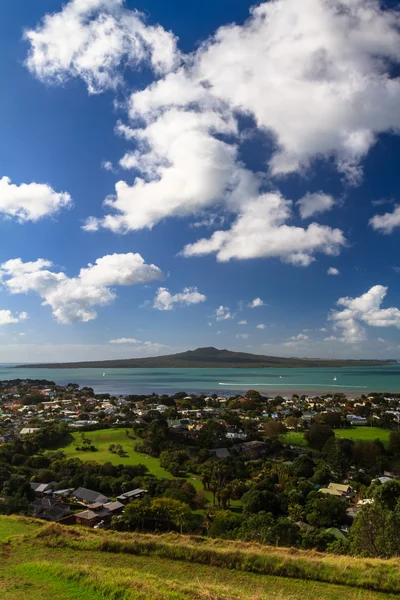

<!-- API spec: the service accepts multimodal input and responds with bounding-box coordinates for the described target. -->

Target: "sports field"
[285,426,391,448]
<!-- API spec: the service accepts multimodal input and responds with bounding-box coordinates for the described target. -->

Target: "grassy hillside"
[285,426,391,448]
[1,516,400,599]
[18,346,396,369]
[56,428,212,500]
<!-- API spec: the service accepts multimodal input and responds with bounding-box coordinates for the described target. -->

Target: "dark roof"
[210,448,231,458]
[41,505,70,521]
[117,488,147,500]
[72,487,107,504]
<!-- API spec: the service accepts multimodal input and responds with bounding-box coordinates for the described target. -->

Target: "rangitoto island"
[17,346,397,369]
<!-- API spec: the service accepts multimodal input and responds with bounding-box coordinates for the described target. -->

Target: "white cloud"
[102,160,114,171]
[236,333,249,339]
[256,324,265,329]
[0,253,162,324]
[215,305,231,321]
[194,0,400,183]
[25,0,179,94]
[28,0,400,271]
[0,177,71,222]
[109,337,141,344]
[238,320,247,325]
[283,333,309,347]
[0,310,28,326]
[329,285,400,343]
[153,286,206,311]
[292,333,309,341]
[327,267,340,276]
[181,193,346,265]
[249,298,264,308]
[370,205,400,234]
[84,105,248,233]
[297,193,335,219]
[319,327,327,332]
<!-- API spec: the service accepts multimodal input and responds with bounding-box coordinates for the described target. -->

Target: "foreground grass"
[284,426,391,448]
[1,516,399,600]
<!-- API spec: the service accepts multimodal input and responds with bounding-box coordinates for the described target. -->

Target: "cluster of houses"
[29,481,147,527]
[1,378,400,446]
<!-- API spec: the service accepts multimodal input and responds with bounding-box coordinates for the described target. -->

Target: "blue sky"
[1,0,400,362]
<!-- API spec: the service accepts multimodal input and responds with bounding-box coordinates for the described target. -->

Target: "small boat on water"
[333,376,337,381]
[102,372,106,377]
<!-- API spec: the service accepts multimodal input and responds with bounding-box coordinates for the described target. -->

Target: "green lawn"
[62,429,174,479]
[55,428,211,500]
[335,427,391,446]
[284,426,391,448]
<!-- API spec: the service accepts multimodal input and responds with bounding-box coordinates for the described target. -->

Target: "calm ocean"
[1,364,400,395]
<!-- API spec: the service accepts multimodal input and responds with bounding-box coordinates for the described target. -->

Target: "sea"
[1,364,400,396]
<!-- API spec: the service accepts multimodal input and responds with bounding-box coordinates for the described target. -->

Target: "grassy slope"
[58,429,210,499]
[285,427,391,448]
[1,516,400,600]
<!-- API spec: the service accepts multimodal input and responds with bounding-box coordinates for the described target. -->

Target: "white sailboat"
[333,376,337,381]
[102,372,106,377]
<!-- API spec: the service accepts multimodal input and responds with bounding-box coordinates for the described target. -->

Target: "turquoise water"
[1,364,400,395]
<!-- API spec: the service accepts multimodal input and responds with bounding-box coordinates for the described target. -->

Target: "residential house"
[232,440,266,460]
[31,497,70,521]
[72,487,108,505]
[320,483,355,499]
[75,500,124,527]
[116,488,147,504]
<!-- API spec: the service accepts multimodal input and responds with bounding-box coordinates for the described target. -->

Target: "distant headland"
[15,347,397,369]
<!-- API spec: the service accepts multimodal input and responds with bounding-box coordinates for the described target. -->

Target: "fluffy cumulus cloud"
[0,253,162,324]
[27,0,400,267]
[327,267,340,276]
[256,324,265,329]
[249,298,264,308]
[297,193,335,220]
[182,193,346,264]
[370,205,400,234]
[215,305,231,321]
[329,285,400,343]
[153,286,206,311]
[238,320,247,325]
[283,333,309,347]
[0,310,28,326]
[24,0,179,93]
[0,177,71,222]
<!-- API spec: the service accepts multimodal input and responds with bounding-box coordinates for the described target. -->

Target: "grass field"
[285,426,391,448]
[56,428,211,500]
[1,516,400,599]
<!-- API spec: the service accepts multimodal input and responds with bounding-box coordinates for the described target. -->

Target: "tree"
[371,480,400,511]
[322,437,350,480]
[263,421,286,439]
[198,421,227,449]
[292,455,314,479]
[350,502,400,557]
[284,416,299,431]
[352,440,382,469]
[305,492,347,528]
[304,423,334,451]
[389,430,400,457]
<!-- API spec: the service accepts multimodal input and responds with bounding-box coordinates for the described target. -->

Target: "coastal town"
[1,377,400,557]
